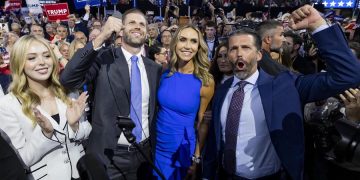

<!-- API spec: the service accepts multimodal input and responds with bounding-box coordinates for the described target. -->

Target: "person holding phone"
[0,35,92,180]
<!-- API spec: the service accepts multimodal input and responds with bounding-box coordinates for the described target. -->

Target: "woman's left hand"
[66,92,88,131]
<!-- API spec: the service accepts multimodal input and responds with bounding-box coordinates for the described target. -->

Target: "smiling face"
[122,12,147,48]
[23,41,54,85]
[228,34,262,80]
[175,27,199,62]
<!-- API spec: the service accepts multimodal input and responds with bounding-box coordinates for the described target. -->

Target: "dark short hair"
[284,31,303,46]
[122,9,147,25]
[227,28,262,51]
[148,44,163,60]
[160,29,171,37]
[205,21,216,28]
[256,20,283,40]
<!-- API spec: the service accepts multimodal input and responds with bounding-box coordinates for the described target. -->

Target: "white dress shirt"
[118,47,150,145]
[206,38,215,60]
[220,70,281,179]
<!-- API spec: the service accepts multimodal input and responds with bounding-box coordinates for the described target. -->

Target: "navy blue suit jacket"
[203,25,360,180]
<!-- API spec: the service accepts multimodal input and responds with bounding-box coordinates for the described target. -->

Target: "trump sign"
[44,3,70,21]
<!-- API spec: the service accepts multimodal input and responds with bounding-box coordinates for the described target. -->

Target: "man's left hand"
[289,4,327,32]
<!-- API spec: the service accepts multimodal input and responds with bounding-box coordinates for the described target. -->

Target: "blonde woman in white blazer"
[0,35,92,180]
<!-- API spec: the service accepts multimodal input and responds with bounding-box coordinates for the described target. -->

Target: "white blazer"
[0,93,92,180]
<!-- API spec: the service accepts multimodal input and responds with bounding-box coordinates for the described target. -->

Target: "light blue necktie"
[130,55,142,143]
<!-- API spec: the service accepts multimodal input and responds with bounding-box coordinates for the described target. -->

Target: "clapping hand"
[289,5,327,32]
[34,108,54,138]
[340,88,360,122]
[66,92,88,131]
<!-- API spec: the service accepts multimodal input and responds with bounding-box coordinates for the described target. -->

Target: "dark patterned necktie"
[223,81,248,175]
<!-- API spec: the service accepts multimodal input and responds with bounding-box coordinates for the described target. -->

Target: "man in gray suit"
[60,9,162,180]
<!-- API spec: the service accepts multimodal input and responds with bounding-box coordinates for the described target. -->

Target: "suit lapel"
[214,77,233,150]
[257,69,273,127]
[142,56,156,123]
[108,48,131,104]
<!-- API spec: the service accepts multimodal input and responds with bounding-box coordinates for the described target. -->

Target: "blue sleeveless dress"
[153,71,201,180]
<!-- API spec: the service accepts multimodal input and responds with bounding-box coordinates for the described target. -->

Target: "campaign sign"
[39,0,57,5]
[21,7,30,15]
[26,0,43,14]
[74,0,101,9]
[322,0,356,8]
[4,0,22,11]
[44,3,70,21]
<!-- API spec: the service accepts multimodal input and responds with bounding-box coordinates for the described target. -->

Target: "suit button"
[62,150,67,154]
[64,159,70,163]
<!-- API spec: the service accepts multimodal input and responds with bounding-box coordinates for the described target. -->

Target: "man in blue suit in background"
[203,5,360,180]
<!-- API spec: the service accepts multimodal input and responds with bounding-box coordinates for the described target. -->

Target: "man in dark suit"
[203,5,360,180]
[0,130,26,180]
[204,21,219,61]
[60,9,162,180]
[256,20,288,76]
[284,31,316,74]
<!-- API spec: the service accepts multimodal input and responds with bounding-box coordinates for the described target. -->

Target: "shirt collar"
[121,47,142,63]
[231,70,259,88]
[207,38,215,43]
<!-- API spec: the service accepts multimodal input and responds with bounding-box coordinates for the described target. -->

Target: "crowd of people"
[0,1,360,180]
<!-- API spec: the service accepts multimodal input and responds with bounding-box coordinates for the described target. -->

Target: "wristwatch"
[192,155,201,164]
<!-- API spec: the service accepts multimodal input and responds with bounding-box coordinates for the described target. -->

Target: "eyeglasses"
[157,52,167,56]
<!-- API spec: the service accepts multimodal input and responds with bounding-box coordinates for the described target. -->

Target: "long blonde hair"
[69,39,85,59]
[168,25,213,86]
[9,35,71,125]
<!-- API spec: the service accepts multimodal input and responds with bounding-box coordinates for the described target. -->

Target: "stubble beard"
[124,31,145,48]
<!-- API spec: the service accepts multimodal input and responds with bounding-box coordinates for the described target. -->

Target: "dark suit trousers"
[219,167,282,180]
[107,140,152,180]
[0,135,26,180]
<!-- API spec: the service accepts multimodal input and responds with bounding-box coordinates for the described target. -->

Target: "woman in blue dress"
[153,25,215,179]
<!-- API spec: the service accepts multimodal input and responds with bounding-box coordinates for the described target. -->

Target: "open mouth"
[237,61,245,70]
